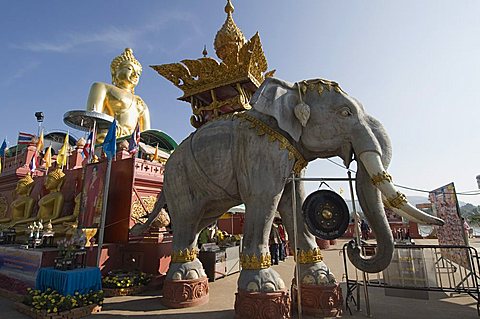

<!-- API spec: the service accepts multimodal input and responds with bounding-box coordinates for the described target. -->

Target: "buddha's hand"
[116,124,132,138]
[130,223,148,236]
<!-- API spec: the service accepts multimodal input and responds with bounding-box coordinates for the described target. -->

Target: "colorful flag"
[18,132,35,145]
[0,138,7,157]
[36,131,44,153]
[128,122,141,154]
[56,132,69,167]
[43,145,52,169]
[29,153,37,173]
[103,120,117,160]
[83,131,94,162]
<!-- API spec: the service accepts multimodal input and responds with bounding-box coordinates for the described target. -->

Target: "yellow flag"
[153,144,159,161]
[0,157,2,174]
[43,145,52,169]
[56,133,69,167]
[36,131,44,153]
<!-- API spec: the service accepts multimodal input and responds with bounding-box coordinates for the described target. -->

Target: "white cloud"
[1,61,40,87]
[9,11,202,54]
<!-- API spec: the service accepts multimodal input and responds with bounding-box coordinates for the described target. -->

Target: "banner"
[429,182,470,269]
[79,162,107,228]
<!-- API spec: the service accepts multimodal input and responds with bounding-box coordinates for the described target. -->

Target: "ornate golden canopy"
[151,0,275,128]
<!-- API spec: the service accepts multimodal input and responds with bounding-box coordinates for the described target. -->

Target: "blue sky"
[1,1,479,205]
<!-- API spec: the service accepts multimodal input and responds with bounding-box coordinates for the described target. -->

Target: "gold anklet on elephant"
[297,247,323,264]
[240,253,272,269]
[214,112,308,174]
[171,248,198,263]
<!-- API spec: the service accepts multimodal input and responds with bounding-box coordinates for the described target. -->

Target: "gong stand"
[288,172,371,318]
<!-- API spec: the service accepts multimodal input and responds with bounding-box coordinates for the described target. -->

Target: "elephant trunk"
[347,161,394,273]
[346,116,443,273]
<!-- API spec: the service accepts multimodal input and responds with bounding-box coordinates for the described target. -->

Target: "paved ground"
[2,239,480,318]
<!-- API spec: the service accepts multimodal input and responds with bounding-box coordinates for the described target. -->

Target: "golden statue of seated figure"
[11,168,66,228]
[86,48,150,143]
[0,174,36,226]
[52,193,81,237]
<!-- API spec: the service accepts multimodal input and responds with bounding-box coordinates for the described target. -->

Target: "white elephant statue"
[132,77,443,293]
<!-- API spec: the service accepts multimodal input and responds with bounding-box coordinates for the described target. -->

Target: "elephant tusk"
[359,152,444,226]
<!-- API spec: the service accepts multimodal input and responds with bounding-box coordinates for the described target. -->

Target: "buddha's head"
[16,174,35,196]
[45,168,66,192]
[111,48,142,92]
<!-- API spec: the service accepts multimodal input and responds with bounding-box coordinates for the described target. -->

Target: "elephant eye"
[339,107,352,117]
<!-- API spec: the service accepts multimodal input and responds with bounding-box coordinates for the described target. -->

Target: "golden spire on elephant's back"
[151,0,275,128]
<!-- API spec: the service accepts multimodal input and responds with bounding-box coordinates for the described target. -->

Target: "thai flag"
[29,152,37,173]
[128,123,141,155]
[83,131,94,162]
[18,132,35,145]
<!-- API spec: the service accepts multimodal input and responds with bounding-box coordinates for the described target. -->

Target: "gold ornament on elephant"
[240,253,272,269]
[387,192,408,209]
[236,112,308,174]
[371,171,393,186]
[297,248,324,264]
[171,248,198,263]
[152,0,275,128]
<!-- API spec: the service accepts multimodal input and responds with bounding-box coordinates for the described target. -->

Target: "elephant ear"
[250,77,304,141]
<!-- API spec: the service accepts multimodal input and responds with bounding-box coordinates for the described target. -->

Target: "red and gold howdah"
[151,0,275,128]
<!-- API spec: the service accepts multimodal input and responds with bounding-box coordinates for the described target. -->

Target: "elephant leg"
[237,195,286,292]
[166,203,207,281]
[277,178,336,286]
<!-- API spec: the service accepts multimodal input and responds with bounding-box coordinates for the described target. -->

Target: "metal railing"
[343,241,480,316]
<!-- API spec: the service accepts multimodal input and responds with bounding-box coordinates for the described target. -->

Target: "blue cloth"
[36,267,102,296]
[102,119,117,160]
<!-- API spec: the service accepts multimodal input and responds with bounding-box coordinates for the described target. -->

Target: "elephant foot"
[291,281,342,317]
[235,288,291,319]
[162,276,209,308]
[238,268,286,292]
[166,258,207,281]
[297,261,337,285]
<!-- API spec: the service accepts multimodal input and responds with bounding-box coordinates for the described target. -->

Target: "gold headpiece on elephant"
[110,48,142,83]
[214,0,246,62]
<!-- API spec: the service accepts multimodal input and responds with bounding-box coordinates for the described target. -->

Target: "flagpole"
[15,132,19,166]
[96,154,112,267]
[96,119,116,267]
[91,120,97,164]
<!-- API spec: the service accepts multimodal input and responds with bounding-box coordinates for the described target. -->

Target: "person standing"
[269,223,281,265]
[361,219,370,241]
[276,219,288,261]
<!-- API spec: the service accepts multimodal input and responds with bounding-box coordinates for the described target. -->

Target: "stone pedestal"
[162,277,209,308]
[234,289,291,319]
[291,282,342,317]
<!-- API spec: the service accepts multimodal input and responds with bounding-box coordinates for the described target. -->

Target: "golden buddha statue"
[53,193,81,237]
[10,169,66,235]
[86,48,151,143]
[0,174,36,226]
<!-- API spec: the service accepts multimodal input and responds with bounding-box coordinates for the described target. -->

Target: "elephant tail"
[129,191,168,236]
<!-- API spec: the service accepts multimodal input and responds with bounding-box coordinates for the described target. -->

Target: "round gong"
[302,190,350,240]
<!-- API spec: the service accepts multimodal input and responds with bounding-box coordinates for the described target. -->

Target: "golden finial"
[225,0,234,15]
[214,0,246,61]
[202,45,208,57]
[110,48,142,84]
